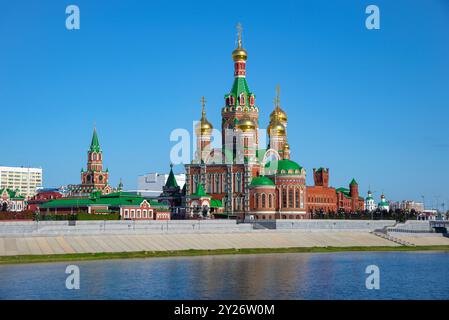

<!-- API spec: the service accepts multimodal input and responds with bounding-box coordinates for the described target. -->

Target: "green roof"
[350,178,358,186]
[336,187,351,199]
[90,128,101,152]
[250,176,275,187]
[190,183,210,198]
[165,166,178,188]
[40,192,155,209]
[264,159,303,175]
[0,188,25,200]
[210,199,223,208]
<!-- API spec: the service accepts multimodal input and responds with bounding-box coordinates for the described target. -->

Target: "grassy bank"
[1,245,449,265]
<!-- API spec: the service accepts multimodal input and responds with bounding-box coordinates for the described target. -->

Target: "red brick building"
[27,190,63,211]
[336,179,365,213]
[306,168,337,214]
[184,26,307,220]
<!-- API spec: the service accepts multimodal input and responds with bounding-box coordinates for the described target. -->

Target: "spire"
[165,164,178,188]
[236,22,243,48]
[90,128,101,152]
[350,178,358,186]
[201,96,206,119]
[118,178,123,191]
[275,84,281,109]
[232,23,248,64]
[269,85,287,125]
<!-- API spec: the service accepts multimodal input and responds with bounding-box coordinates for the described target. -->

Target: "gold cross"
[201,96,206,114]
[275,84,281,107]
[236,23,243,48]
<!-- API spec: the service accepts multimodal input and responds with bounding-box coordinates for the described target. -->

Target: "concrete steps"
[371,231,415,246]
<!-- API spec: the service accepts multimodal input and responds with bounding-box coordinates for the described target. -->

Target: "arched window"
[295,189,300,208]
[288,189,294,208]
[300,189,304,208]
[239,93,245,106]
[255,193,259,209]
[268,194,273,208]
[215,174,219,193]
[261,193,266,208]
[282,189,287,208]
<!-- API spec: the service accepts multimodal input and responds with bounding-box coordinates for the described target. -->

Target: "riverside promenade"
[0,220,448,257]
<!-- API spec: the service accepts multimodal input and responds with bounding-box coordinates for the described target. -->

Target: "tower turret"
[268,85,288,158]
[80,128,109,194]
[222,24,259,163]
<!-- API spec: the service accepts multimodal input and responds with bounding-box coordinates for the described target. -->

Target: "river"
[1,251,448,299]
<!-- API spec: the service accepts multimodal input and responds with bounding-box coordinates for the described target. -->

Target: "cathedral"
[184,26,307,220]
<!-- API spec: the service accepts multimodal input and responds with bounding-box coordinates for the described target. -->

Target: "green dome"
[250,176,275,187]
[264,159,303,175]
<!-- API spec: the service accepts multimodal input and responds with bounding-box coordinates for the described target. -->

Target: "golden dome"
[196,97,213,135]
[196,115,213,135]
[284,142,290,150]
[232,47,248,61]
[270,106,287,124]
[268,119,286,136]
[237,116,256,132]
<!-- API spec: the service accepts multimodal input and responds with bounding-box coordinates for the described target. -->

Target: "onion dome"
[269,106,287,124]
[232,47,248,62]
[195,96,213,135]
[284,142,290,150]
[268,119,286,136]
[237,116,256,132]
[264,159,303,175]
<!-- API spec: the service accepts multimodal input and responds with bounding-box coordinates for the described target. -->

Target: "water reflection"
[0,252,449,300]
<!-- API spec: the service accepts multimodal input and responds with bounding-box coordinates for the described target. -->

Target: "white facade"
[365,191,377,212]
[378,194,390,211]
[0,166,42,199]
[136,172,186,197]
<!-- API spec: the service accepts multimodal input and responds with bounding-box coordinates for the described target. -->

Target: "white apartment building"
[136,172,186,198]
[0,166,43,199]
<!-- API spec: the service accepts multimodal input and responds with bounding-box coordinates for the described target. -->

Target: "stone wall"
[275,219,396,231]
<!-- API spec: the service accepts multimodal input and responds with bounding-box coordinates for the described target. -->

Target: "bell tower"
[221,23,259,163]
[80,128,109,193]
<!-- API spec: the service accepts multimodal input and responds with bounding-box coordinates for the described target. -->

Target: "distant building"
[336,179,365,213]
[365,190,377,212]
[27,190,63,212]
[378,194,390,211]
[0,166,42,199]
[418,209,437,220]
[137,171,186,198]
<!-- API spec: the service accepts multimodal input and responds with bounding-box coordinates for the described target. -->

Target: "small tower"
[313,168,329,187]
[195,96,213,163]
[349,178,359,212]
[80,128,109,194]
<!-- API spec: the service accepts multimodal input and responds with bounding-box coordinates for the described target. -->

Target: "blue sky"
[1,0,448,208]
